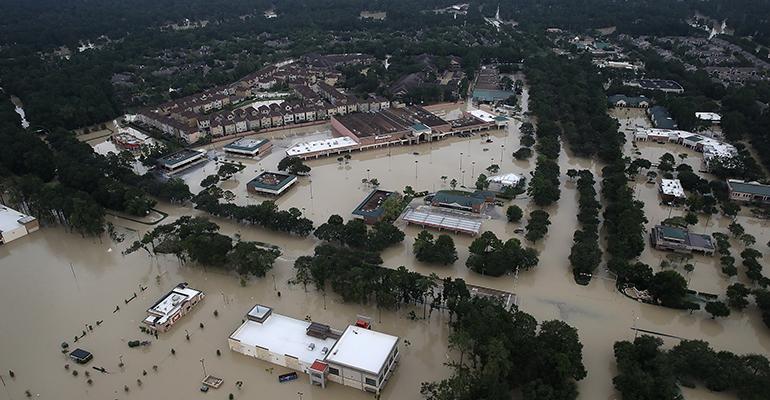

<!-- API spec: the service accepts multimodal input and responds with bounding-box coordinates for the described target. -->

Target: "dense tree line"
[292,244,446,316]
[126,216,279,277]
[0,96,190,236]
[466,231,539,277]
[422,297,586,400]
[528,54,623,161]
[193,188,314,237]
[527,52,647,287]
[569,170,602,282]
[614,335,770,400]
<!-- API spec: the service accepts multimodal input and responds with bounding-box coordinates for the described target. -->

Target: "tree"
[217,163,240,180]
[380,194,407,223]
[486,164,500,174]
[705,301,730,319]
[506,205,523,222]
[566,169,578,181]
[228,241,279,277]
[414,230,458,265]
[684,212,698,225]
[726,283,750,310]
[528,157,560,206]
[513,147,533,159]
[449,179,458,190]
[277,156,311,175]
[433,235,459,265]
[200,174,220,187]
[740,233,756,247]
[649,270,688,307]
[525,210,551,242]
[475,174,489,190]
[728,221,745,238]
[658,153,676,172]
[467,231,538,276]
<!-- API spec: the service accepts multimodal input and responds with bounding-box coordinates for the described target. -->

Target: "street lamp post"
[415,160,418,180]
[471,162,475,177]
[200,358,207,377]
[459,152,463,172]
[500,144,504,163]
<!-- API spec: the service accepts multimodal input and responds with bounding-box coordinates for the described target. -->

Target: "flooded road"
[2,95,769,400]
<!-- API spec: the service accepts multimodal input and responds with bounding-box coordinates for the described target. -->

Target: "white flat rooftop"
[660,179,685,198]
[488,172,523,187]
[325,325,398,375]
[468,109,496,123]
[0,205,32,233]
[286,137,358,156]
[148,286,201,325]
[695,112,721,122]
[230,314,337,365]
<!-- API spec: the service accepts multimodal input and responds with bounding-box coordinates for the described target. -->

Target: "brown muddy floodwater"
[2,94,769,400]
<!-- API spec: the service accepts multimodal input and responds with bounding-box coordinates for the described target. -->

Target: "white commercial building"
[229,305,399,394]
[659,179,686,201]
[285,137,358,159]
[468,109,497,123]
[695,112,721,125]
[0,205,39,244]
[632,128,737,169]
[487,173,524,192]
[143,283,204,332]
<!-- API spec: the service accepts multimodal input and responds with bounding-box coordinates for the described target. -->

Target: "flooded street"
[2,91,769,400]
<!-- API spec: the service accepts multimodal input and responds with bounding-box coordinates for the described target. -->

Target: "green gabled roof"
[729,180,770,197]
[432,191,485,207]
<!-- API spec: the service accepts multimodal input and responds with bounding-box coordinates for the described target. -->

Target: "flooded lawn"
[2,97,769,400]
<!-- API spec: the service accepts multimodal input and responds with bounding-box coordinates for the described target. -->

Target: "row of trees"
[126,216,279,277]
[569,170,602,282]
[614,335,770,400]
[513,121,535,160]
[193,187,314,237]
[293,244,453,317]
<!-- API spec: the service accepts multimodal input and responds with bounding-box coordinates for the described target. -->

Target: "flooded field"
[2,95,769,400]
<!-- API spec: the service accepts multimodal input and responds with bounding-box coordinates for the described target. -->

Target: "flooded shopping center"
[2,85,769,400]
